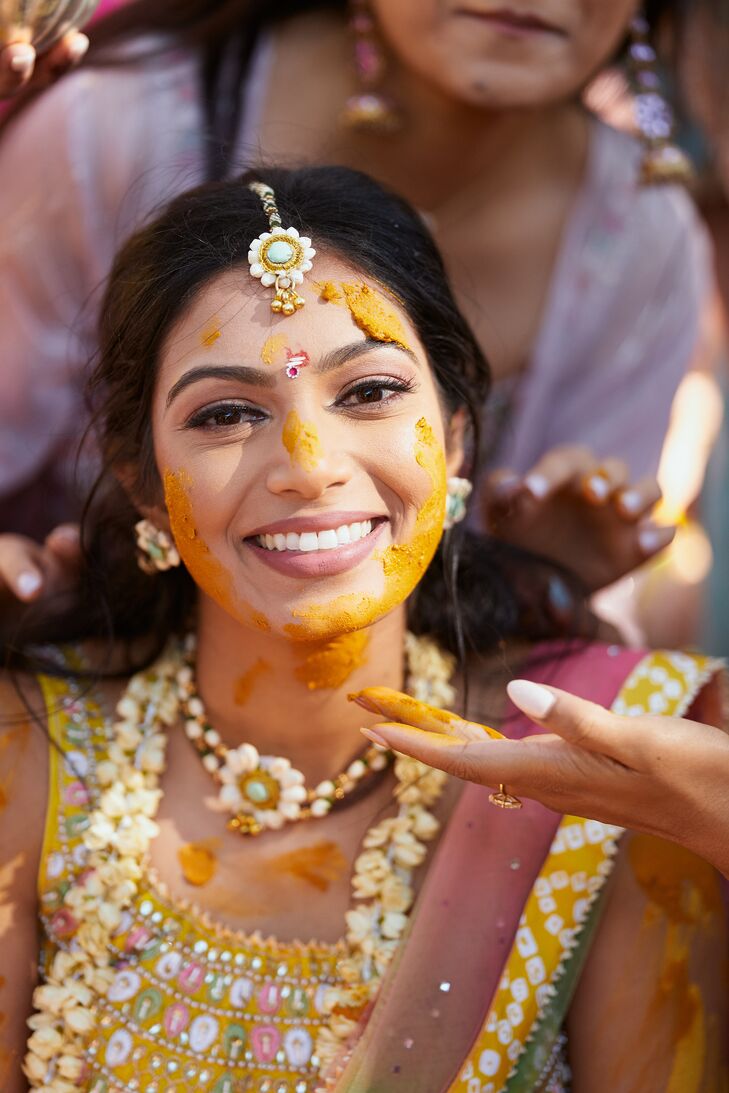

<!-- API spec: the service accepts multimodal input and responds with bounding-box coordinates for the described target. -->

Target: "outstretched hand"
[351,682,729,878]
[0,31,89,98]
[482,445,674,593]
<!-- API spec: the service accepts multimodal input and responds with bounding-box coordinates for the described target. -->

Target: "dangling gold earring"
[341,0,402,133]
[134,519,181,574]
[628,12,693,185]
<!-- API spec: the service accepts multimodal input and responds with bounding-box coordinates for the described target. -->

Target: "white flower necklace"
[177,634,394,835]
[24,632,455,1093]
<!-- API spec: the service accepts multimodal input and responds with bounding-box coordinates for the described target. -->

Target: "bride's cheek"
[284,417,447,640]
[163,468,270,632]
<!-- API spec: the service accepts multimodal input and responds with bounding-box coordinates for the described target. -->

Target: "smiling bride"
[0,165,725,1093]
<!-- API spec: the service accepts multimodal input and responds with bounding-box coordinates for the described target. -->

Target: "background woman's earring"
[628,13,693,185]
[444,477,473,530]
[341,0,401,133]
[134,519,181,574]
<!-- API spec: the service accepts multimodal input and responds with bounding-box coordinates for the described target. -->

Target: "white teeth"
[256,519,374,553]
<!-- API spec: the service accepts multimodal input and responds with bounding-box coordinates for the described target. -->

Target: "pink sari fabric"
[325,642,646,1092]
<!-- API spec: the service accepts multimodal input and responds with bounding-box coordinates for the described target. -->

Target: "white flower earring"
[444,477,472,529]
[134,519,180,574]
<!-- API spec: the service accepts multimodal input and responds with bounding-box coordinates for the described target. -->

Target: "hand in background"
[0,31,88,98]
[482,445,674,593]
[0,525,81,607]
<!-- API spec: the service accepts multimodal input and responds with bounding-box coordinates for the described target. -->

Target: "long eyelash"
[184,401,259,430]
[339,377,416,402]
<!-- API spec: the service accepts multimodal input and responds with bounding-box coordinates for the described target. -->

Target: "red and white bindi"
[285,348,310,379]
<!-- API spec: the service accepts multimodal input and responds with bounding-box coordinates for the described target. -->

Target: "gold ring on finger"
[488,783,523,810]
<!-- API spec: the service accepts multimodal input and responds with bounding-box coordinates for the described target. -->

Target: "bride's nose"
[266,412,353,500]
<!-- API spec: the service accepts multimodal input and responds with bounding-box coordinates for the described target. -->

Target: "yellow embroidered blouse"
[34,648,719,1093]
[37,672,349,1093]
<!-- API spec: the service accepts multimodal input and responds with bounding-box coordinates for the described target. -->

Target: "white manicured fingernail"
[586,474,610,501]
[638,525,672,554]
[68,33,89,62]
[619,489,642,514]
[524,474,549,499]
[507,680,556,720]
[17,571,42,598]
[361,727,389,748]
[8,46,34,74]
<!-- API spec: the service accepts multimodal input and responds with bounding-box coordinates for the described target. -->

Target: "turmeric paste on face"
[282,412,323,472]
[164,469,270,631]
[295,632,369,691]
[284,417,446,641]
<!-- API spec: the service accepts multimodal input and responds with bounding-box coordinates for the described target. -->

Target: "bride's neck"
[193,600,406,784]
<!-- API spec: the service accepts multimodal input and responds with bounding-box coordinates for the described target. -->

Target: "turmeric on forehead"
[341,282,410,349]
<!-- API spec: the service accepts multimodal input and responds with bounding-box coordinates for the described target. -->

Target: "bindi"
[285,348,310,379]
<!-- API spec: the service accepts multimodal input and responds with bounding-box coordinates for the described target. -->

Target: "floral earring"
[341,0,401,133]
[628,12,693,185]
[134,519,181,574]
[444,477,472,530]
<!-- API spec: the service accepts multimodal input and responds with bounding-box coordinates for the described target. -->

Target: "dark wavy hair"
[4,164,587,675]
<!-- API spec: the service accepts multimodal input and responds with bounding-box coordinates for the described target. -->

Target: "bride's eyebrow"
[315,338,419,374]
[165,365,276,407]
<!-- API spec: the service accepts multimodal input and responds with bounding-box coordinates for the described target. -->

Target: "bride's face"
[151,255,462,641]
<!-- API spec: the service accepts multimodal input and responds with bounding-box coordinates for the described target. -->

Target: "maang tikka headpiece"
[247,181,316,315]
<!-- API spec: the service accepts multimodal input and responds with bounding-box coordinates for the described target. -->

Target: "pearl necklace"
[177,635,393,836]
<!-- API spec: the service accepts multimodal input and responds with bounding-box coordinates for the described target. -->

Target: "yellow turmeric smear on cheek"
[178,839,220,887]
[282,410,323,472]
[629,836,719,1092]
[285,417,446,640]
[341,282,410,349]
[163,470,270,631]
[234,658,271,705]
[295,631,369,691]
[260,333,288,366]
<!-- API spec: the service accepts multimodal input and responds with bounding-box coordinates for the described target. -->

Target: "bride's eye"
[185,401,266,431]
[337,377,415,409]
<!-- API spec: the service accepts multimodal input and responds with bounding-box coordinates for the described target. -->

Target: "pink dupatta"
[323,642,647,1091]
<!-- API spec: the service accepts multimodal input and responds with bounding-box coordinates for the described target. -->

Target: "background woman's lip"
[245,519,386,579]
[457,7,563,35]
[246,512,386,538]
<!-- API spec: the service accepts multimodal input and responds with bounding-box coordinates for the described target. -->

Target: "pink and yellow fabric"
[36,643,722,1093]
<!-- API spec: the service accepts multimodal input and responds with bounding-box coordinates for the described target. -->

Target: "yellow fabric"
[450,650,721,1093]
[36,651,719,1093]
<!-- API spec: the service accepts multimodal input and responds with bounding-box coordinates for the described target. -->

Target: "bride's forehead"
[161,262,416,363]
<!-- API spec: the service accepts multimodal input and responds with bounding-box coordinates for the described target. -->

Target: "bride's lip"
[245,511,385,538]
[244,518,387,579]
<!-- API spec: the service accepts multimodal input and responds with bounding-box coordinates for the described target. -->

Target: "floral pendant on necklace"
[216,744,308,834]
